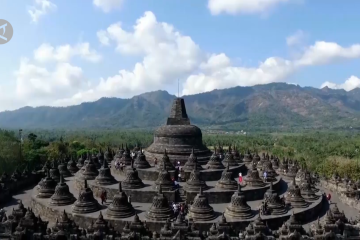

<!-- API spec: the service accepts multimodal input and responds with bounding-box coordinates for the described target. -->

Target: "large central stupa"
[144,98,212,164]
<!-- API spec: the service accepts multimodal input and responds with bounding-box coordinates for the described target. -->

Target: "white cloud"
[208,0,291,15]
[34,43,102,63]
[321,76,360,91]
[296,41,360,66]
[14,58,85,106]
[7,11,360,111]
[93,0,124,12]
[28,0,57,23]
[286,30,306,46]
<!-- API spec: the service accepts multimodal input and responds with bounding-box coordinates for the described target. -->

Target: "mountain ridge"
[1,83,359,131]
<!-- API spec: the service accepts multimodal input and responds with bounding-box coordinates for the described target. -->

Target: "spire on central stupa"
[166,98,190,125]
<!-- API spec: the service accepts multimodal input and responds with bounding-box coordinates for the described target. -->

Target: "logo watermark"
[0,19,13,45]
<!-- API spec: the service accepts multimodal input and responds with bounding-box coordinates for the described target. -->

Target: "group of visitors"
[114,161,126,171]
[171,202,188,217]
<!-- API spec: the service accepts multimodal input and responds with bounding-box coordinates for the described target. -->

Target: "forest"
[1,128,360,180]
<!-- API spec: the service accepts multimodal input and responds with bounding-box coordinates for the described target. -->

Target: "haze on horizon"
[1,0,360,111]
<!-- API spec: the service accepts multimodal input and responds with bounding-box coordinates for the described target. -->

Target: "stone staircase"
[176,188,187,203]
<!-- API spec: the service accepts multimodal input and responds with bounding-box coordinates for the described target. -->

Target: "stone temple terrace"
[1,98,360,239]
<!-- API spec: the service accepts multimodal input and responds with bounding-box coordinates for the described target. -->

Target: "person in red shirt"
[101,190,107,205]
[327,193,331,204]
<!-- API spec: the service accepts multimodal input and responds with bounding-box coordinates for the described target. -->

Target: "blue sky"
[0,0,360,111]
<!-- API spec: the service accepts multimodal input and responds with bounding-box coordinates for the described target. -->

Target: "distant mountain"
[0,83,359,131]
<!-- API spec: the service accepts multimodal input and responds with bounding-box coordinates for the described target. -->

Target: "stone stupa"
[37,169,57,198]
[154,162,175,191]
[215,164,238,190]
[156,149,175,171]
[188,187,216,221]
[72,179,100,214]
[263,182,288,215]
[133,148,151,169]
[107,182,135,218]
[122,162,145,189]
[222,146,238,167]
[50,160,60,182]
[95,158,117,185]
[67,157,79,175]
[183,149,203,171]
[287,182,309,209]
[146,185,174,221]
[120,144,132,165]
[79,157,99,180]
[50,174,76,206]
[144,98,212,165]
[243,149,253,164]
[76,154,85,169]
[224,184,253,219]
[58,159,71,177]
[244,161,266,187]
[206,148,225,170]
[184,164,209,191]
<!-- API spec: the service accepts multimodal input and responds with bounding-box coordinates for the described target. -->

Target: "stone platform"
[30,174,324,232]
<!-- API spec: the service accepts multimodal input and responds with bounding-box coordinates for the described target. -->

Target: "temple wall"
[321,180,360,211]
[152,136,203,148]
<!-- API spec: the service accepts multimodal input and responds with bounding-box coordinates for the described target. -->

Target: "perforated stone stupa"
[215,164,238,190]
[133,148,151,169]
[107,182,135,218]
[122,162,145,189]
[95,158,117,185]
[188,188,216,221]
[72,180,100,214]
[50,175,76,206]
[224,184,253,219]
[146,186,174,221]
[206,148,225,170]
[36,169,57,198]
[156,149,175,171]
[144,98,212,164]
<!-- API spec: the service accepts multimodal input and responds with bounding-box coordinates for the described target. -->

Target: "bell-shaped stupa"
[263,182,287,215]
[133,148,151,169]
[107,182,135,218]
[183,149,203,171]
[185,164,209,191]
[67,157,79,175]
[37,169,57,198]
[144,98,212,165]
[50,160,60,182]
[122,162,145,189]
[157,149,175,171]
[50,174,76,206]
[154,162,175,191]
[120,144,132,165]
[225,184,253,219]
[215,164,238,190]
[76,154,85,169]
[206,148,225,170]
[244,161,266,187]
[146,185,174,221]
[58,160,71,177]
[188,187,216,221]
[79,157,99,180]
[243,149,253,164]
[72,179,100,214]
[222,146,238,167]
[287,182,309,208]
[95,158,117,185]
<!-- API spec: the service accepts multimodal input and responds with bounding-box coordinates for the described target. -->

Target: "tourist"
[154,158,158,166]
[327,193,331,204]
[128,195,131,203]
[263,171,267,182]
[100,190,107,205]
[174,179,179,189]
[178,173,182,182]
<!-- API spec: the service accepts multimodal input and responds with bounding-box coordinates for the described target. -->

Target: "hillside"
[0,83,360,131]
